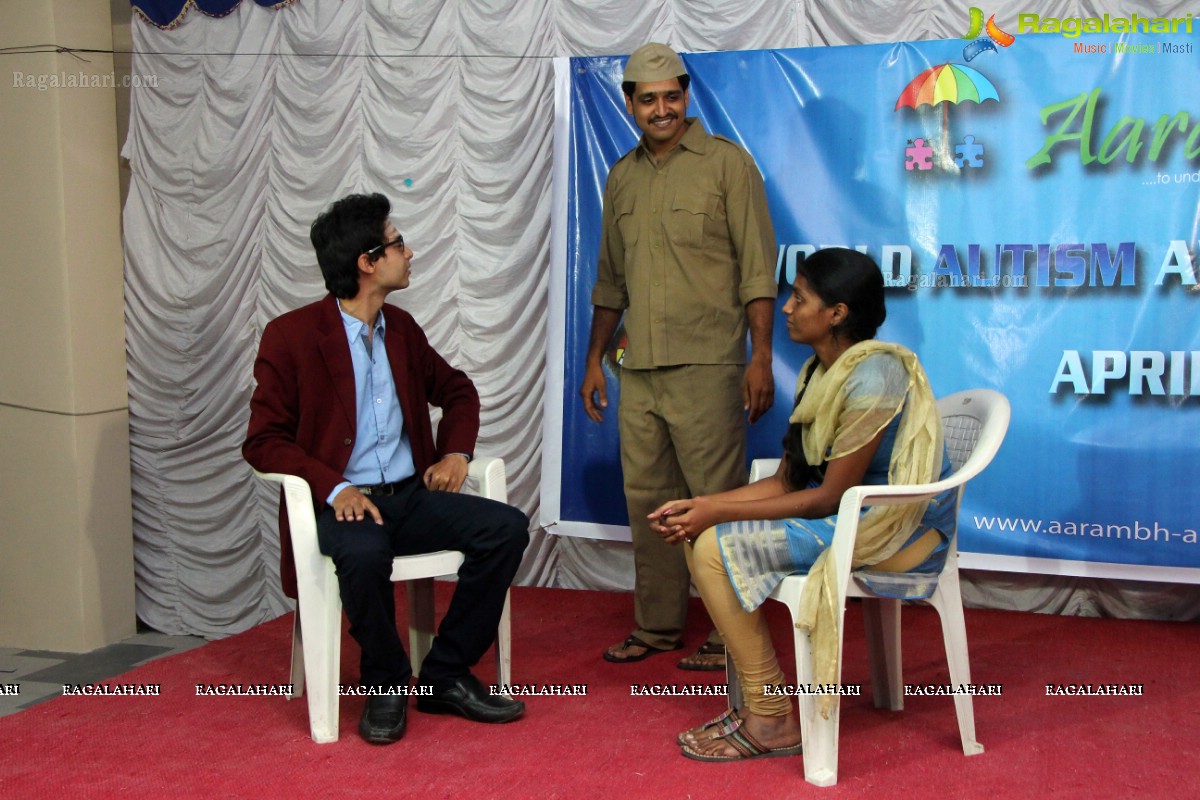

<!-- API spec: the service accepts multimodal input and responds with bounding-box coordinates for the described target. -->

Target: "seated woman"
[649,247,956,762]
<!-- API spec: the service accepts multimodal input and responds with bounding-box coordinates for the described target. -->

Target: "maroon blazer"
[243,294,481,597]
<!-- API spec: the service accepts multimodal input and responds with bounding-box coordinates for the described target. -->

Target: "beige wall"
[0,0,135,650]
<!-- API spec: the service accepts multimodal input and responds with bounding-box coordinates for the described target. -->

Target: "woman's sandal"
[680,714,802,762]
[676,641,727,671]
[676,708,739,746]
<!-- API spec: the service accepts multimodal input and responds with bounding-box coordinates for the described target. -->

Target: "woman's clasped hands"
[648,496,720,544]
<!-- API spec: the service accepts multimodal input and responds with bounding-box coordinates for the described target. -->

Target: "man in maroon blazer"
[244,193,529,744]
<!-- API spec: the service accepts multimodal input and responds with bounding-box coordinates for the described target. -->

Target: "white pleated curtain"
[124,0,1198,637]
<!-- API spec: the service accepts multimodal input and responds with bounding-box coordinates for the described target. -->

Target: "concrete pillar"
[0,0,135,650]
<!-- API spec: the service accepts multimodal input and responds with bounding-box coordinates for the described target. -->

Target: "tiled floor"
[0,627,205,719]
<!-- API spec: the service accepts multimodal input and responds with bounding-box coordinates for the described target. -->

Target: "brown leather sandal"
[602,635,682,663]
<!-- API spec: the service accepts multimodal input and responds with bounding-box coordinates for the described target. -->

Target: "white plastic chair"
[730,389,1010,786]
[256,457,513,743]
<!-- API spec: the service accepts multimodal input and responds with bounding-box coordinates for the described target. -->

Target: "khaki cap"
[623,43,687,84]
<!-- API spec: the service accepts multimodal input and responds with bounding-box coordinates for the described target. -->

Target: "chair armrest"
[254,471,318,530]
[257,461,507,503]
[466,457,508,504]
[253,470,329,602]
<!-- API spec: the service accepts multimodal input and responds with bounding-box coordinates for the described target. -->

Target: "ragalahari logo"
[961,7,1015,61]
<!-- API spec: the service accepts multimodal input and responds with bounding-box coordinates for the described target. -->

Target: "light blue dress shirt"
[326,305,416,504]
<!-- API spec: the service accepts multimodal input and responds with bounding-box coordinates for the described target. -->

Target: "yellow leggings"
[686,523,942,716]
[685,529,792,717]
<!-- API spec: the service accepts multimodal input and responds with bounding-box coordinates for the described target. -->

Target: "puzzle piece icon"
[954,135,985,168]
[905,138,934,171]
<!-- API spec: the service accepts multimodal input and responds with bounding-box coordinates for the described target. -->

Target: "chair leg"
[407,578,437,677]
[726,660,745,712]
[494,589,512,692]
[289,611,306,699]
[861,597,904,711]
[928,570,985,756]
[297,578,343,744]
[769,579,842,785]
[793,621,840,787]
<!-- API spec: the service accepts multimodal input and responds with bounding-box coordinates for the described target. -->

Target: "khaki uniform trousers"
[618,364,747,650]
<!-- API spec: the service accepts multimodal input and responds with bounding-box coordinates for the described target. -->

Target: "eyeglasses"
[365,234,405,260]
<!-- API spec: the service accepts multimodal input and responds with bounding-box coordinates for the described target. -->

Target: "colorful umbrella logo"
[895,63,999,167]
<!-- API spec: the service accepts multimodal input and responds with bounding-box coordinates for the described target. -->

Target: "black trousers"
[315,477,529,691]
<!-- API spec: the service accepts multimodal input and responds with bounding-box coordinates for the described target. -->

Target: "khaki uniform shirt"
[591,118,777,369]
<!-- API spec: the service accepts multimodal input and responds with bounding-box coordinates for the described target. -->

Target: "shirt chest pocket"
[613,195,639,250]
[668,189,723,250]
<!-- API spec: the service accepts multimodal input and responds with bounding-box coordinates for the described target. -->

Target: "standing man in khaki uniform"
[580,43,777,669]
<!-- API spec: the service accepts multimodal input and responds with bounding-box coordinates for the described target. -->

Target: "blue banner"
[550,31,1200,580]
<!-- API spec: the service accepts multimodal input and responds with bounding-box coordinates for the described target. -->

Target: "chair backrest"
[934,388,1011,496]
[750,389,1009,491]
[926,389,1010,561]
[810,388,1010,628]
[751,388,1010,568]
[940,407,980,472]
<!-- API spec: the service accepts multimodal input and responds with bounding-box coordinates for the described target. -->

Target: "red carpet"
[1,585,1197,798]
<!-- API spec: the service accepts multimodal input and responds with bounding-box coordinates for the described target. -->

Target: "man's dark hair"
[621,73,690,99]
[309,193,391,299]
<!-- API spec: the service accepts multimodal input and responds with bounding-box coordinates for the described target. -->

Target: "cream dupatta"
[789,340,943,716]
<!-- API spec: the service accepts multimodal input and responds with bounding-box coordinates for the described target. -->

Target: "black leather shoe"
[416,673,525,723]
[358,694,407,744]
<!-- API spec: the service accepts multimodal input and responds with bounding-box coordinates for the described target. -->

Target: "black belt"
[356,475,418,496]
